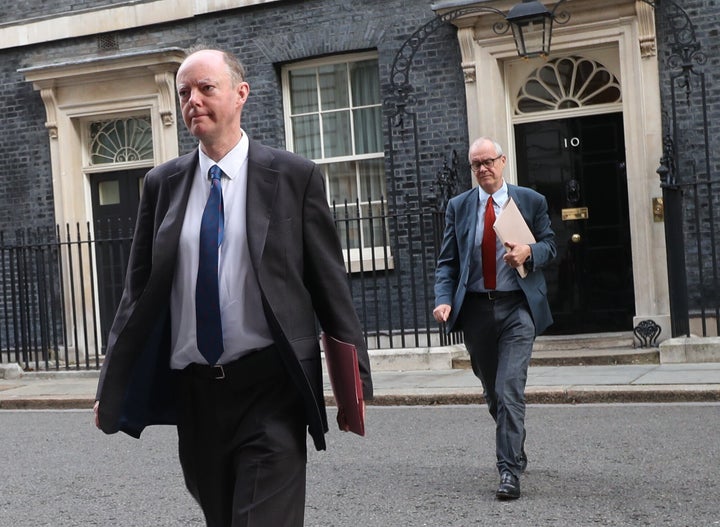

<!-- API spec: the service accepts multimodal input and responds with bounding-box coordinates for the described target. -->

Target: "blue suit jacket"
[434,183,556,335]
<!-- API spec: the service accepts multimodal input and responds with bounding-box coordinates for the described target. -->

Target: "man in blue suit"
[433,137,555,500]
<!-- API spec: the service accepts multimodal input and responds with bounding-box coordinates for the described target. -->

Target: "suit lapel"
[507,184,519,207]
[461,187,479,257]
[153,151,197,267]
[245,140,279,270]
[507,184,530,225]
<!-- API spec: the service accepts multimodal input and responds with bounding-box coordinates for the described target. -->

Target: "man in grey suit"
[94,48,372,527]
[433,137,555,500]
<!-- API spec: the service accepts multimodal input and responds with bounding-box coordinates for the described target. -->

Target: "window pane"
[358,158,385,200]
[325,161,356,205]
[353,107,382,154]
[322,111,352,157]
[333,202,360,250]
[292,115,321,158]
[350,60,380,106]
[361,201,388,247]
[586,86,621,105]
[319,63,349,110]
[284,56,388,254]
[289,68,318,113]
[98,180,120,205]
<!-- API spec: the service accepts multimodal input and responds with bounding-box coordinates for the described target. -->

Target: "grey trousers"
[459,292,535,477]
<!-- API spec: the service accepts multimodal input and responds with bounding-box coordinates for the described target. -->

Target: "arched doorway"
[511,55,635,334]
[437,0,670,340]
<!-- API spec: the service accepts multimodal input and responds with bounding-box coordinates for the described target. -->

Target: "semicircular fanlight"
[90,116,154,165]
[515,56,621,115]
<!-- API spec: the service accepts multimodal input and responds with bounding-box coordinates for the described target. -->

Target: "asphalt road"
[1,404,719,526]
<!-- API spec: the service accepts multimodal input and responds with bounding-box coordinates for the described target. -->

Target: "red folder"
[321,333,365,436]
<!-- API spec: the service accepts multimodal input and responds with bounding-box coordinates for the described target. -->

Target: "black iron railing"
[0,225,104,371]
[0,203,461,371]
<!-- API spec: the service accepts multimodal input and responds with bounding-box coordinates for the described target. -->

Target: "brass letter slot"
[561,207,589,221]
[653,197,664,222]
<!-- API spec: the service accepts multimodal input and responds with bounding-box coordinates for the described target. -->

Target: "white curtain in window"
[327,161,357,204]
[359,158,384,200]
[319,64,349,110]
[323,110,352,157]
[292,115,321,159]
[350,60,382,155]
[289,68,318,113]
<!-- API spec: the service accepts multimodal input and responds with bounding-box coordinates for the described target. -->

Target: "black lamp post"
[505,0,568,58]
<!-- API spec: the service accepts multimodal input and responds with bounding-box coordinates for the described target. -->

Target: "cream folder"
[493,196,536,278]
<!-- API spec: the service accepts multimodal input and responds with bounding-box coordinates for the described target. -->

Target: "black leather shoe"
[496,471,520,500]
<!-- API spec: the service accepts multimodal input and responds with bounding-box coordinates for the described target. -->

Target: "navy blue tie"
[196,164,225,365]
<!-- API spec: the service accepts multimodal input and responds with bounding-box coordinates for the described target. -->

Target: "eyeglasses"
[470,155,503,172]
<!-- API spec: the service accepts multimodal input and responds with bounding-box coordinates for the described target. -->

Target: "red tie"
[482,196,496,290]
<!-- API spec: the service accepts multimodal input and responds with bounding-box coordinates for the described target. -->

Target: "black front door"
[90,169,145,348]
[514,113,635,334]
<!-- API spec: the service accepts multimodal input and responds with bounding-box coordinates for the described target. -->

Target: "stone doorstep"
[454,347,661,369]
[367,345,466,372]
[0,363,23,380]
[659,336,720,363]
[368,332,662,371]
[532,331,636,351]
[369,334,720,370]
[367,345,662,371]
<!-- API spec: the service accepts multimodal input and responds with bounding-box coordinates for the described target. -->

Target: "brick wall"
[0,50,54,232]
[0,0,468,235]
[655,0,720,316]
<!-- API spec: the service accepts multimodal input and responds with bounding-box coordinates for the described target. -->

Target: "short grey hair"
[183,46,246,85]
[469,137,504,158]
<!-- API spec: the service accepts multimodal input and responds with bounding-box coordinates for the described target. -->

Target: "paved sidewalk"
[1,362,720,409]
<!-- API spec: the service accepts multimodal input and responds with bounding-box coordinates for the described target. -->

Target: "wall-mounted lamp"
[504,0,569,58]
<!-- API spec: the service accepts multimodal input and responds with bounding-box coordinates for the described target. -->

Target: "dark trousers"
[459,292,535,477]
[176,346,307,527]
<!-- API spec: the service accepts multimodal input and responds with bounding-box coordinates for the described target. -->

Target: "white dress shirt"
[170,131,273,369]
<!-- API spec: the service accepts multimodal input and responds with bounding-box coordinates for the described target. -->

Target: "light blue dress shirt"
[467,181,521,293]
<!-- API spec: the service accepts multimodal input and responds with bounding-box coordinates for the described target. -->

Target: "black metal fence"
[3,188,720,371]
[0,203,461,371]
[653,0,718,337]
[1,225,101,371]
[677,180,720,336]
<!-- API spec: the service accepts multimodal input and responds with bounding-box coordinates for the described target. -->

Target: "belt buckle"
[212,365,225,380]
[487,291,496,301]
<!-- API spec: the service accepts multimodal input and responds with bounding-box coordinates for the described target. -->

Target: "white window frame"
[282,52,392,272]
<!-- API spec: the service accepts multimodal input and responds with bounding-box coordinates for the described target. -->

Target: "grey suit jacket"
[434,184,556,335]
[96,140,372,451]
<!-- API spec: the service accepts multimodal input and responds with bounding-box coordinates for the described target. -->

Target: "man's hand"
[337,401,365,432]
[502,242,531,269]
[433,304,452,323]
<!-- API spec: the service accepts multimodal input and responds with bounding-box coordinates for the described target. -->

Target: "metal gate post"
[657,136,690,337]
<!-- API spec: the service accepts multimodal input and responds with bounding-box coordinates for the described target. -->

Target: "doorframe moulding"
[436,0,669,339]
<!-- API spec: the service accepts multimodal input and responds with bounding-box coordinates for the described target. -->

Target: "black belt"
[181,344,277,381]
[467,290,523,301]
